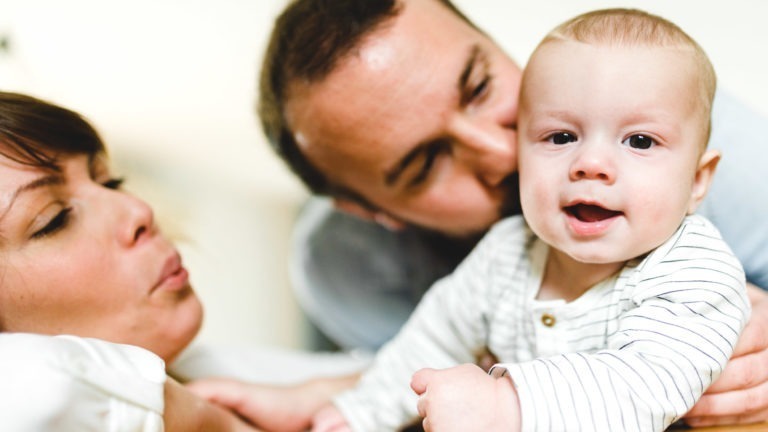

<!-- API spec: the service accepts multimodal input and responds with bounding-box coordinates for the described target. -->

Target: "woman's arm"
[187,372,360,432]
[165,378,260,431]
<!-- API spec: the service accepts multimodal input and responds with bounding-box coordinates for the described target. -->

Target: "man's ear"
[332,198,406,231]
[687,149,720,214]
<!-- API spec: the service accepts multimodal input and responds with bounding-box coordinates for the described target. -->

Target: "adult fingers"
[685,410,768,428]
[686,379,768,419]
[731,293,768,358]
[706,348,768,393]
[186,378,249,409]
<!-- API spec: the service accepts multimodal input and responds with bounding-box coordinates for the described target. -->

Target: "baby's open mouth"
[565,204,623,222]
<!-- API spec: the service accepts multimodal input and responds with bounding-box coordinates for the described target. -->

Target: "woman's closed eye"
[32,207,73,239]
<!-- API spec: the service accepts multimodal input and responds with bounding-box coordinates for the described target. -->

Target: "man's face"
[285,0,521,237]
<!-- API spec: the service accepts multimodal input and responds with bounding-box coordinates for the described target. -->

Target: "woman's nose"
[569,142,616,183]
[119,193,156,247]
[449,116,517,187]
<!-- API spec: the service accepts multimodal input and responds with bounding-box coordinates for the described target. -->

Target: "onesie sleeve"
[0,333,166,432]
[333,216,530,431]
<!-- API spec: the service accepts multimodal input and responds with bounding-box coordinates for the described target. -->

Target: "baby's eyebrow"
[0,174,64,222]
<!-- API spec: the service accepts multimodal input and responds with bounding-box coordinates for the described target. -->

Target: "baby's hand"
[411,364,521,432]
[311,404,352,432]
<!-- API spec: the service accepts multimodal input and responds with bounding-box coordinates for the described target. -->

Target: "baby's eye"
[622,134,655,150]
[547,132,577,145]
[102,177,125,190]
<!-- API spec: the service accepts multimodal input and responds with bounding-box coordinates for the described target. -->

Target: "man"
[260,0,768,427]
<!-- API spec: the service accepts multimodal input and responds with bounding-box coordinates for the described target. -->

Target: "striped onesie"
[334,214,750,432]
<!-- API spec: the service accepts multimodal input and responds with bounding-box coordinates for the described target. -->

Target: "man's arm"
[685,283,768,426]
[689,91,768,426]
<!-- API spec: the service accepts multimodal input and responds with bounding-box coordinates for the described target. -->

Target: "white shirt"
[0,333,166,432]
[335,215,750,432]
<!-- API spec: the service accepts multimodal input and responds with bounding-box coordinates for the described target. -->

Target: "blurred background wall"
[1,0,766,351]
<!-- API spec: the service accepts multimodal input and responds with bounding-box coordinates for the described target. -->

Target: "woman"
[0,91,256,431]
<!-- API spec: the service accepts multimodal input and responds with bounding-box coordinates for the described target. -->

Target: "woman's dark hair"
[0,91,106,171]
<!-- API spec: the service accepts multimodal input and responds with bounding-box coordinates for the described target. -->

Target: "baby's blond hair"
[527,8,716,143]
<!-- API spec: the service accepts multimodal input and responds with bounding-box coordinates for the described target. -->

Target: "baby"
[312,8,750,432]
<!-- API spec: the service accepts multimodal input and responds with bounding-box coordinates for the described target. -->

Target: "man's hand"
[685,283,768,427]
[187,373,358,432]
[410,364,520,432]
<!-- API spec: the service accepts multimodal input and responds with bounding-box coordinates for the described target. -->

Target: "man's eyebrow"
[384,45,482,187]
[458,44,482,97]
[0,175,64,222]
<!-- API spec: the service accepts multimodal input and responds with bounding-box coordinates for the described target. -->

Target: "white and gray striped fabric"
[334,214,749,432]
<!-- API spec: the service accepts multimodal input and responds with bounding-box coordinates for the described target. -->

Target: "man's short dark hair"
[258,0,474,200]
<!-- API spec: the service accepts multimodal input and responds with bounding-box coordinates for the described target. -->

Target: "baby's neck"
[537,248,625,302]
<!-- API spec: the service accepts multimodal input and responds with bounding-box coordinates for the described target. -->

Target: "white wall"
[454,0,768,118]
[1,0,766,350]
[1,0,311,349]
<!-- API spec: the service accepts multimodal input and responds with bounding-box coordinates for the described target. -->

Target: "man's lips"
[564,203,623,223]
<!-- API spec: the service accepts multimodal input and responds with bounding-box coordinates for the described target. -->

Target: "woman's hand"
[187,373,359,432]
[164,378,260,431]
[685,283,768,427]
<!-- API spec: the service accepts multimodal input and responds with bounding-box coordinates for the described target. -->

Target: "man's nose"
[448,116,517,187]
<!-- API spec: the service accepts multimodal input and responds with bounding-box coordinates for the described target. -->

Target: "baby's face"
[517,40,715,264]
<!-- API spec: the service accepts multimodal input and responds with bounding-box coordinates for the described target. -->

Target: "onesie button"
[541,313,556,327]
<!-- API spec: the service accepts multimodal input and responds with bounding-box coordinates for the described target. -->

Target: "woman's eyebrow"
[0,175,64,222]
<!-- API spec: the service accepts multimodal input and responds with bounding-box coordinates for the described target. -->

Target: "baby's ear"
[333,198,406,231]
[687,149,720,214]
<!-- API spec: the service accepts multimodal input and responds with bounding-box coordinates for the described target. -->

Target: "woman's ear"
[332,198,406,231]
[687,149,720,214]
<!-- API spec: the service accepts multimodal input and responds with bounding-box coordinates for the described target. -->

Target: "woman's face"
[0,153,202,362]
